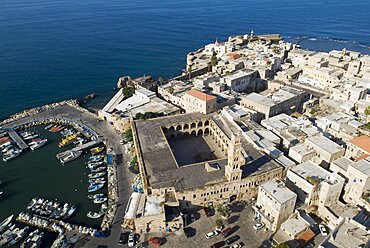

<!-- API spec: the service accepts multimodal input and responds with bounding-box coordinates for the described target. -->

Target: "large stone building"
[181,89,217,114]
[241,86,309,120]
[345,135,370,161]
[129,112,284,233]
[253,179,297,232]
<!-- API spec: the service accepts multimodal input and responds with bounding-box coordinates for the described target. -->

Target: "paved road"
[2,105,133,247]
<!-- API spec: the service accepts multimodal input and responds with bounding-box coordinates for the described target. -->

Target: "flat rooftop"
[306,135,344,154]
[290,161,340,185]
[261,179,296,204]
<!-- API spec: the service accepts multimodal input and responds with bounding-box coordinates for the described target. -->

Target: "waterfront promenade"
[2,104,132,247]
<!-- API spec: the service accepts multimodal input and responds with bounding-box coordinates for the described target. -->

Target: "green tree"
[187,66,193,80]
[210,55,218,66]
[158,77,164,86]
[275,243,291,248]
[216,204,231,219]
[124,128,133,142]
[365,105,370,116]
[167,86,174,94]
[215,219,223,229]
[122,85,135,98]
[129,155,139,174]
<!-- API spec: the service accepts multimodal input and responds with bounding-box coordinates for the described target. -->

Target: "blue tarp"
[107,154,113,165]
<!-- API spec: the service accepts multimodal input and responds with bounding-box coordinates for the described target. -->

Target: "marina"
[0,120,114,246]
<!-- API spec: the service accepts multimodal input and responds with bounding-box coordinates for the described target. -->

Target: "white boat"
[23,134,39,141]
[88,177,105,184]
[63,206,76,219]
[3,150,22,162]
[87,193,105,200]
[60,150,82,164]
[93,197,107,204]
[20,229,44,248]
[90,166,106,173]
[1,144,15,153]
[88,172,106,179]
[88,183,105,193]
[86,211,103,219]
[0,215,13,233]
[30,139,48,151]
[8,226,29,246]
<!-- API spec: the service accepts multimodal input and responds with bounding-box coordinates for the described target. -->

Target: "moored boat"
[88,183,105,193]
[88,172,106,179]
[91,146,105,155]
[30,139,48,151]
[86,211,103,219]
[93,197,107,204]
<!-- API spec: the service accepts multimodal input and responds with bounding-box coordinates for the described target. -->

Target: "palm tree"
[187,66,193,80]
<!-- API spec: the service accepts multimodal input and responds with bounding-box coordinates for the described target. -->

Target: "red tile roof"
[186,89,216,102]
[349,136,370,154]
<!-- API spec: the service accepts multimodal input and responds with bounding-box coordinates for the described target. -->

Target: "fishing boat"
[87,193,105,200]
[1,144,15,153]
[20,229,44,248]
[63,205,76,219]
[88,178,106,184]
[44,124,54,130]
[86,211,103,219]
[30,139,47,151]
[93,197,107,204]
[90,166,106,173]
[23,134,39,141]
[91,146,105,155]
[87,162,104,170]
[88,155,104,163]
[8,226,29,246]
[58,133,78,147]
[88,172,106,179]
[60,150,82,164]
[3,149,22,162]
[0,215,13,233]
[88,183,105,193]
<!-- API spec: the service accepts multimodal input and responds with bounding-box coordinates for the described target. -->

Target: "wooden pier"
[8,130,28,150]
[56,139,102,160]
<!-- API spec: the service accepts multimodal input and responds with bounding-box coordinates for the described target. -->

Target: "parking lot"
[141,201,272,248]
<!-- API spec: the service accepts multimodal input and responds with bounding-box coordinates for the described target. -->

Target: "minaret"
[225,133,244,182]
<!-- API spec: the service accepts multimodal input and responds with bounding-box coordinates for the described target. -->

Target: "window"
[193,194,196,199]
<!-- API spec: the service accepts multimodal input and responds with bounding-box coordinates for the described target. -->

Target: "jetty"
[56,139,102,161]
[7,130,28,150]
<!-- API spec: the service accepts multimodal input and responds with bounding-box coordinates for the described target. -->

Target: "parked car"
[204,207,212,217]
[118,232,128,245]
[205,230,220,239]
[225,235,240,245]
[319,224,328,236]
[190,213,196,222]
[148,237,163,247]
[211,241,226,248]
[183,227,196,238]
[231,243,243,248]
[253,223,265,231]
[128,233,135,247]
[221,226,236,238]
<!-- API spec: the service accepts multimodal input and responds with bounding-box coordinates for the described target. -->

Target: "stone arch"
[204,128,210,135]
[204,120,209,126]
[169,126,175,132]
[190,122,196,129]
[184,123,189,130]
[198,122,203,128]
[162,127,168,132]
[191,130,196,135]
[184,131,190,136]
[198,129,203,136]
[176,125,182,131]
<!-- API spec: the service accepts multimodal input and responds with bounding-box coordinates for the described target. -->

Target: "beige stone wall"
[176,167,283,210]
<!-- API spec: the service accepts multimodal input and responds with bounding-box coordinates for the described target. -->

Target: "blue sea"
[1,0,370,119]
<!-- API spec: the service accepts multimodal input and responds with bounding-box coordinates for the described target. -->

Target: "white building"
[253,178,297,232]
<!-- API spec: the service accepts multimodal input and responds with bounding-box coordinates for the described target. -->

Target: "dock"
[56,139,102,160]
[8,130,28,150]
